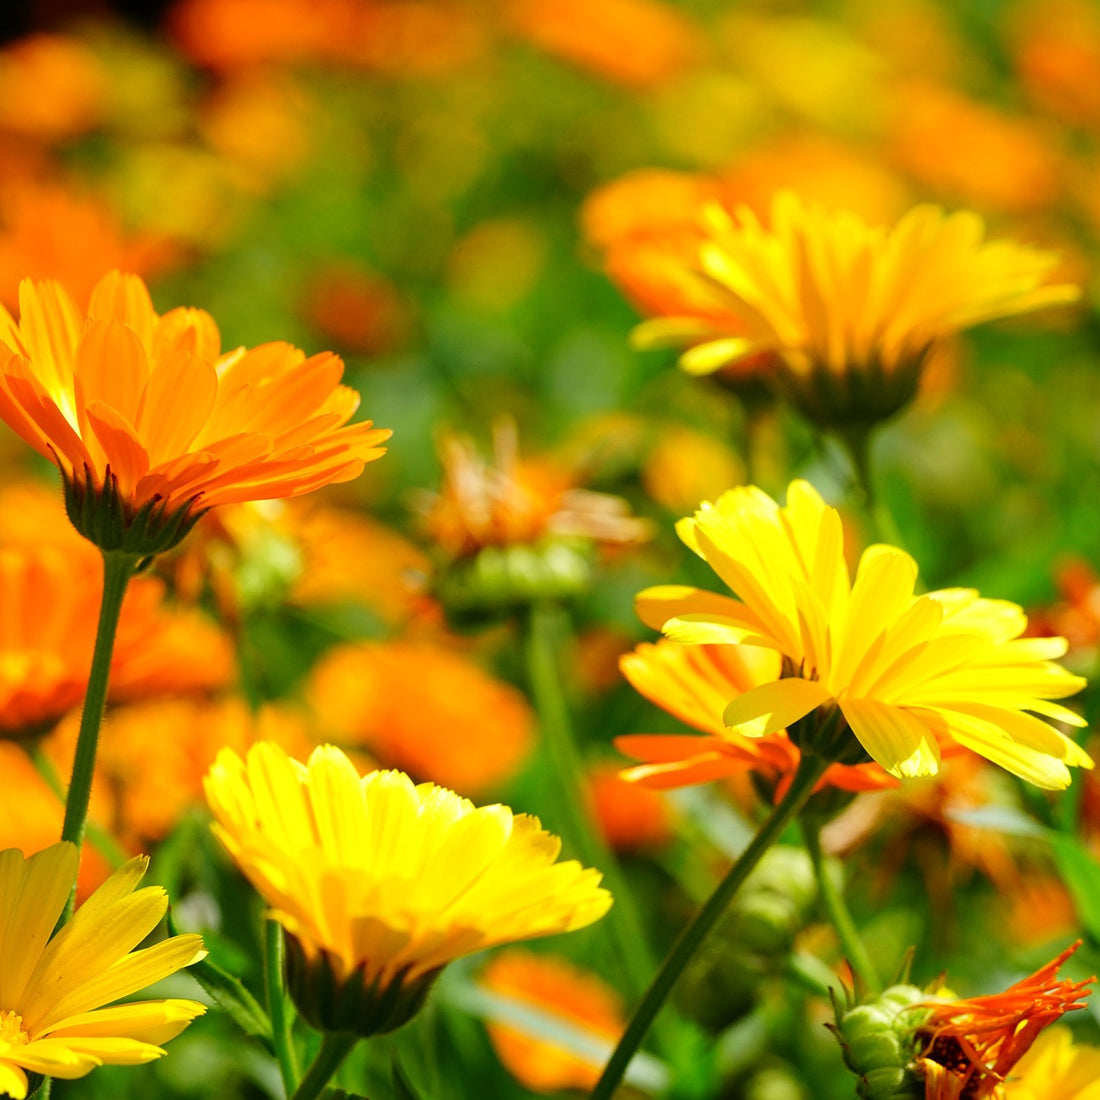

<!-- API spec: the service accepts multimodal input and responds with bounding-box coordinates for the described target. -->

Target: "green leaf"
[392,1051,428,1100]
[1048,833,1100,944]
[168,910,273,1046]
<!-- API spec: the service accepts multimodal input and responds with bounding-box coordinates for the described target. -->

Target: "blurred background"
[3,0,1100,1097]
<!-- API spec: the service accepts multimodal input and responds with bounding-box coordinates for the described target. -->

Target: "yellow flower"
[0,842,205,1099]
[0,271,390,553]
[634,191,1079,424]
[1006,1026,1100,1100]
[638,480,1092,788]
[204,742,612,1035]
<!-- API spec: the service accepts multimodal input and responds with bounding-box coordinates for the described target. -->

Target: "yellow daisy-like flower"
[0,842,205,1099]
[1006,1026,1100,1100]
[203,742,612,1036]
[634,191,1079,424]
[0,270,390,554]
[638,479,1092,788]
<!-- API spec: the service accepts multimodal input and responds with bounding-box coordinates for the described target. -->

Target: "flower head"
[616,637,895,794]
[639,480,1092,788]
[0,842,205,1099]
[831,945,1093,1100]
[915,944,1093,1099]
[633,192,1079,424]
[204,742,612,1035]
[479,950,625,1093]
[0,271,390,553]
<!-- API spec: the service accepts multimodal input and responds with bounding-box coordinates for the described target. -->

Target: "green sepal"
[62,464,207,555]
[285,934,441,1038]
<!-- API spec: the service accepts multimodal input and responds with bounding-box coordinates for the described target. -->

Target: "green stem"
[290,1032,357,1100]
[800,819,881,995]
[266,920,300,1096]
[835,424,905,550]
[523,604,663,1012]
[589,753,830,1100]
[60,550,138,916]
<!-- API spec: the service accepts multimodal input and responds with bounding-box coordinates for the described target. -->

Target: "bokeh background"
[3,0,1100,1097]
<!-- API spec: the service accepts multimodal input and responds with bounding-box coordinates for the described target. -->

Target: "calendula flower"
[1006,1026,1100,1100]
[0,270,390,553]
[616,637,894,793]
[0,842,205,1099]
[480,950,625,1093]
[831,945,1093,1100]
[915,944,1093,1099]
[416,420,648,611]
[204,742,612,1036]
[0,544,232,738]
[639,480,1092,787]
[633,191,1079,424]
[306,639,534,797]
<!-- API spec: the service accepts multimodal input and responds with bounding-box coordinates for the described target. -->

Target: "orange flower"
[0,742,111,899]
[506,0,702,88]
[419,420,649,559]
[915,944,1093,1099]
[0,271,390,552]
[480,950,624,1093]
[0,35,105,141]
[307,638,534,797]
[888,81,1063,214]
[0,182,175,311]
[0,545,231,738]
[301,262,411,355]
[616,638,895,794]
[586,762,675,852]
[45,697,317,850]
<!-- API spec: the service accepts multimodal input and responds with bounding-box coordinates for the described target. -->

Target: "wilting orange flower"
[506,0,701,88]
[915,943,1093,1099]
[586,762,675,852]
[307,639,534,797]
[419,420,649,559]
[0,35,105,140]
[0,271,390,549]
[0,545,231,738]
[0,182,174,311]
[616,639,895,794]
[1027,556,1100,665]
[480,950,625,1093]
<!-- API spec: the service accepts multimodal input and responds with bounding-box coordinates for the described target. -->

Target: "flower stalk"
[289,1031,358,1100]
[800,817,881,996]
[266,920,300,1097]
[59,549,139,916]
[589,751,830,1100]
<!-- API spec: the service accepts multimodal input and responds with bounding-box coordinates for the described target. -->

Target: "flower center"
[0,1009,28,1051]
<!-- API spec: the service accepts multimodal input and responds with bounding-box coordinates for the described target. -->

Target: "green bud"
[830,984,929,1100]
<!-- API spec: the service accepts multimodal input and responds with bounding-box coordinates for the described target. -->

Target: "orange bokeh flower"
[586,761,675,852]
[0,182,175,311]
[0,271,390,551]
[915,943,1093,1099]
[506,0,702,88]
[419,420,649,559]
[616,638,896,795]
[0,545,232,738]
[0,35,106,141]
[45,696,317,851]
[480,950,625,1093]
[306,638,534,797]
